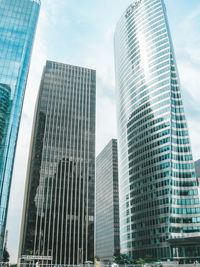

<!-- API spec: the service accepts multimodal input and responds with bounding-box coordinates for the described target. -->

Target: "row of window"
[125,206,200,226]
[171,198,200,206]
[129,178,170,197]
[172,145,191,153]
[171,79,179,85]
[127,111,168,136]
[129,170,169,187]
[129,196,200,212]
[128,144,169,165]
[121,20,167,73]
[170,226,200,234]
[119,1,163,54]
[127,196,169,214]
[147,36,169,55]
[172,129,188,137]
[121,63,170,102]
[122,79,169,118]
[125,1,163,37]
[121,226,168,242]
[172,121,187,129]
[123,235,166,249]
[119,65,169,107]
[170,216,200,224]
[128,99,169,132]
[129,90,169,121]
[128,128,170,152]
[129,152,170,173]
[172,154,193,161]
[170,207,200,215]
[129,187,170,205]
[173,189,198,196]
[172,137,189,145]
[126,107,169,141]
[172,99,183,107]
[130,85,169,114]
[125,216,169,232]
[149,53,169,68]
[128,134,170,159]
[129,158,170,185]
[172,171,195,178]
[172,180,197,187]
[172,113,186,121]
[125,206,169,224]
[172,162,194,170]
[129,161,170,180]
[130,195,169,209]
[127,179,198,206]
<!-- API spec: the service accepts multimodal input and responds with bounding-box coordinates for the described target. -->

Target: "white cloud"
[6,0,200,263]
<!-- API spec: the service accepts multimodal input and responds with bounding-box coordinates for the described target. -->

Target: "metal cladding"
[19,61,96,264]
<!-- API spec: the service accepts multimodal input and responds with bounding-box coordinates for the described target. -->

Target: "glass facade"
[18,61,96,264]
[96,139,120,260]
[0,0,40,259]
[114,0,200,261]
[195,160,200,179]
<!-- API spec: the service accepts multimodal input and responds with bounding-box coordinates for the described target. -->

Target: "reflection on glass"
[114,0,200,261]
[19,61,96,265]
[0,0,40,258]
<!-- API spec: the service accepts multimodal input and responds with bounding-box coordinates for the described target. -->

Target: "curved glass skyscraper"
[115,0,200,262]
[0,0,40,258]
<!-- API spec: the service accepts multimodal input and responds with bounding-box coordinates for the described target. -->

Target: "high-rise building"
[195,159,200,179]
[18,61,96,264]
[96,139,120,261]
[0,0,40,259]
[114,0,200,262]
[195,159,200,188]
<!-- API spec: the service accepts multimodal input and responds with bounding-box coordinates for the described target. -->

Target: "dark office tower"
[0,0,40,259]
[114,0,200,262]
[18,61,96,264]
[96,139,120,261]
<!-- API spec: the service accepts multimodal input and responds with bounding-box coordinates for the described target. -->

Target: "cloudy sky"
[6,0,200,262]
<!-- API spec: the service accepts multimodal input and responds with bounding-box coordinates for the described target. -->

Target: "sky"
[6,0,200,262]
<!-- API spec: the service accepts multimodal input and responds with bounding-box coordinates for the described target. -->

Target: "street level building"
[114,0,200,262]
[0,0,40,259]
[18,61,96,264]
[96,139,120,261]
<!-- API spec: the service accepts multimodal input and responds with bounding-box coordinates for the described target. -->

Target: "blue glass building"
[0,0,40,259]
[115,0,200,262]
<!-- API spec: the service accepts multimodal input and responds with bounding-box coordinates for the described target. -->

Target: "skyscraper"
[195,159,200,179]
[195,159,200,188]
[0,0,40,259]
[114,0,200,262]
[18,61,96,264]
[96,139,120,261]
